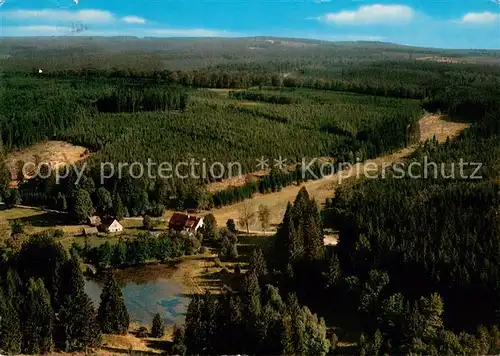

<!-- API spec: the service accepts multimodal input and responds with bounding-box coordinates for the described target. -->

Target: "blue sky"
[0,0,499,49]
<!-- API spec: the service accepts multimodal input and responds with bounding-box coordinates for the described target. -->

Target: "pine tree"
[243,271,261,318]
[226,218,237,233]
[0,141,11,200]
[226,295,245,353]
[172,325,187,356]
[97,272,129,334]
[242,271,261,353]
[57,252,101,351]
[324,253,341,289]
[72,189,95,224]
[201,213,218,242]
[151,313,165,338]
[17,232,68,310]
[0,286,22,354]
[184,294,207,354]
[249,247,268,281]
[96,187,113,216]
[113,193,127,220]
[275,203,302,271]
[302,198,325,261]
[22,278,53,354]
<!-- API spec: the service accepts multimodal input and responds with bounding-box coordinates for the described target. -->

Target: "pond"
[84,265,190,326]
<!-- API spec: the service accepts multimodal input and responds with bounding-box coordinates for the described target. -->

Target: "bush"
[53,229,65,239]
[220,236,238,260]
[220,228,238,245]
[150,203,165,217]
[185,236,201,255]
[143,215,158,230]
[136,326,149,338]
[10,220,24,235]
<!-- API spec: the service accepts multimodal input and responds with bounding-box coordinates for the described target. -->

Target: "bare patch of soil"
[7,140,89,183]
[419,114,469,142]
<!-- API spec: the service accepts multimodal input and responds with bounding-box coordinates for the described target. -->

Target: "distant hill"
[0,36,498,71]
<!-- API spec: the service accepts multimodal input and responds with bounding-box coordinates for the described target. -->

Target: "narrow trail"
[208,114,469,230]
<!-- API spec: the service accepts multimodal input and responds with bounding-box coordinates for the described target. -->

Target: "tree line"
[76,231,202,270]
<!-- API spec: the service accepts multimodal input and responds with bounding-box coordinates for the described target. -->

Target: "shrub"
[143,215,158,230]
[53,229,65,239]
[185,236,201,255]
[136,326,149,338]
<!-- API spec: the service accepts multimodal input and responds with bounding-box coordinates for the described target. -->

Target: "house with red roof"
[168,213,204,234]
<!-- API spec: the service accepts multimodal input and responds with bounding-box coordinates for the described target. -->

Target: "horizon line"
[0,35,499,52]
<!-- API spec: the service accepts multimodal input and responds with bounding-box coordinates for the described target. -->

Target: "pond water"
[84,267,190,326]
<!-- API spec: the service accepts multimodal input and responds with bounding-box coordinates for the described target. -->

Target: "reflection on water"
[84,275,189,326]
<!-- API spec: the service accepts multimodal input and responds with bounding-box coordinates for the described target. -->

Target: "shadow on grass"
[144,339,172,352]
[101,346,161,355]
[17,211,73,227]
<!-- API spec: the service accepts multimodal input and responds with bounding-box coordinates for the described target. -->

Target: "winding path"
[207,114,469,231]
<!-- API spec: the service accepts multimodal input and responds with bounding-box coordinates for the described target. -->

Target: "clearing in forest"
[6,140,89,183]
[208,114,469,231]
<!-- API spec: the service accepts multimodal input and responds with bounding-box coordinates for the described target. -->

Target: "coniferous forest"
[0,37,500,355]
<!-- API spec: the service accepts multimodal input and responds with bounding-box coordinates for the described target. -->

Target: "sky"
[0,0,499,49]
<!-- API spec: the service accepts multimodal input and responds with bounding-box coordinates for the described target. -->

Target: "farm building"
[88,216,101,227]
[106,219,123,233]
[185,215,204,233]
[169,213,204,234]
[83,227,98,236]
[169,213,189,231]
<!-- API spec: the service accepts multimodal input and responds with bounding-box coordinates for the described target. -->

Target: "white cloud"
[315,4,415,25]
[0,9,115,23]
[459,12,500,25]
[1,25,71,36]
[0,25,236,38]
[122,16,146,24]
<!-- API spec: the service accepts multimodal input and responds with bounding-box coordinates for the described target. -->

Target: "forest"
[1,71,422,217]
[1,38,500,355]
[167,49,500,355]
[0,232,128,354]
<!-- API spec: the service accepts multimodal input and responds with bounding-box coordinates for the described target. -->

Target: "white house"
[107,219,123,233]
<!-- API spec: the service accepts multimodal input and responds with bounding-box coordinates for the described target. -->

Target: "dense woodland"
[1,38,500,355]
[169,47,500,355]
[2,71,422,216]
[0,232,131,354]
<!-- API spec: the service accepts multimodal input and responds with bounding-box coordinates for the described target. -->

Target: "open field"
[419,114,469,142]
[0,207,170,250]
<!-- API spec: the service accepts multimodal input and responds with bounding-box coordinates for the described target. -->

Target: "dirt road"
[208,114,469,230]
